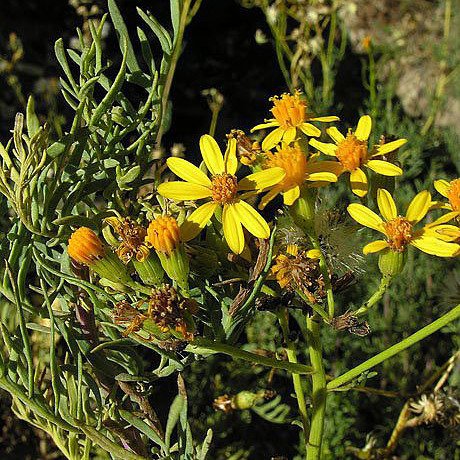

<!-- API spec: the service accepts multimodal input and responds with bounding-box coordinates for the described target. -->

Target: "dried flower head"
[105,217,149,263]
[409,393,444,424]
[271,244,324,303]
[68,227,104,265]
[148,285,197,340]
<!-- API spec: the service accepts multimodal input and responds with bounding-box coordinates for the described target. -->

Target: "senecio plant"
[0,2,459,460]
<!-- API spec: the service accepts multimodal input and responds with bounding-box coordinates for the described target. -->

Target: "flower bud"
[378,248,407,277]
[146,217,190,292]
[68,227,132,286]
[132,252,164,286]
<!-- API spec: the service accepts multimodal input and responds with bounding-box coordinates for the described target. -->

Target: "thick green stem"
[306,315,327,460]
[328,303,460,390]
[190,338,314,375]
[278,308,309,437]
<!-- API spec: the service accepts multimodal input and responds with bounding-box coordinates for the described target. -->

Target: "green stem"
[278,308,310,437]
[354,275,392,316]
[155,0,192,147]
[190,338,314,375]
[328,303,460,390]
[306,315,327,460]
[292,188,335,318]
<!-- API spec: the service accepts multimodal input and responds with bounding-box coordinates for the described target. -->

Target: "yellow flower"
[250,90,339,150]
[68,227,104,265]
[157,134,285,254]
[433,178,460,212]
[259,143,341,209]
[309,115,407,197]
[347,189,460,257]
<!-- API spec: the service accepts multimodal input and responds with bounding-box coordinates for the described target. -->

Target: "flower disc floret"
[271,91,307,129]
[68,227,104,265]
[211,173,238,204]
[383,217,414,252]
[447,179,460,212]
[335,133,368,172]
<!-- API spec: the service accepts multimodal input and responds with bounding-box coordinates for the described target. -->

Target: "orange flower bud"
[147,217,180,255]
[68,227,104,265]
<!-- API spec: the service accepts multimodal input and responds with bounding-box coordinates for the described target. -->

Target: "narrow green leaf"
[26,96,40,137]
[54,38,78,92]
[107,0,141,74]
[198,429,213,460]
[165,394,185,451]
[170,0,180,42]
[119,409,167,451]
[137,27,156,76]
[137,8,172,54]
[90,37,128,125]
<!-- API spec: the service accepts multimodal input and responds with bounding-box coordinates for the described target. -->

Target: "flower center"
[383,217,414,252]
[335,133,368,172]
[211,173,238,204]
[270,91,307,129]
[265,144,307,189]
[447,179,460,212]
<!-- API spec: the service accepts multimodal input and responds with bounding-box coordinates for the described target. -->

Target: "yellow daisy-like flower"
[157,134,285,254]
[250,90,339,151]
[347,188,460,257]
[433,178,460,212]
[258,143,342,209]
[309,115,407,197]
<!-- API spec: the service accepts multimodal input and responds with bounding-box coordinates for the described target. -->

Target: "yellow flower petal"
[283,185,301,205]
[180,202,218,241]
[347,203,384,232]
[282,126,297,145]
[426,224,460,242]
[363,240,390,254]
[234,200,270,239]
[299,123,321,137]
[157,181,212,201]
[251,120,279,132]
[166,157,211,187]
[259,185,283,210]
[306,249,321,259]
[350,168,368,197]
[224,137,238,175]
[222,203,245,254]
[326,127,345,144]
[262,127,284,150]
[433,179,450,198]
[377,188,397,221]
[426,211,459,227]
[411,234,460,257]
[238,167,285,191]
[199,134,225,175]
[366,160,402,176]
[375,139,407,155]
[309,139,337,156]
[307,160,344,177]
[406,190,431,224]
[310,116,340,122]
[355,115,372,141]
[307,172,337,183]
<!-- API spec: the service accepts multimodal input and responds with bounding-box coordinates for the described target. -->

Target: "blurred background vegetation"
[0,0,459,459]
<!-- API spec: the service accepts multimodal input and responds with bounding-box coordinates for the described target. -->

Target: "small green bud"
[133,252,164,286]
[378,249,407,277]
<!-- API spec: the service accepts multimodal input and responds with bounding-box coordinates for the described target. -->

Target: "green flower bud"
[378,249,407,277]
